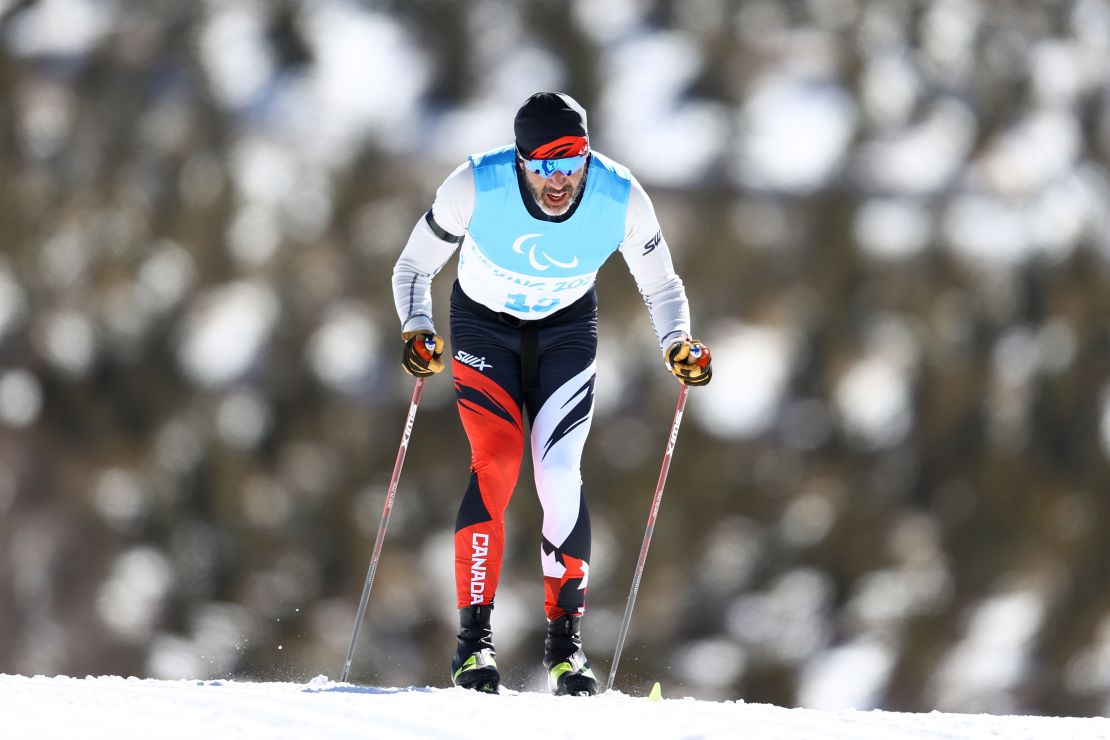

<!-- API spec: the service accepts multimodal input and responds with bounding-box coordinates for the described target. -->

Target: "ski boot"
[451,604,500,694]
[544,613,598,696]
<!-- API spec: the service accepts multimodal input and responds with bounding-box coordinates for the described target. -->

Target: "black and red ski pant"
[449,281,596,620]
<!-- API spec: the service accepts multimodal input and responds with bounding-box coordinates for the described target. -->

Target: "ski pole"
[340,376,427,683]
[606,384,690,693]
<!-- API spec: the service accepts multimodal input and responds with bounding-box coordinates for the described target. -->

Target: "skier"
[391,92,712,695]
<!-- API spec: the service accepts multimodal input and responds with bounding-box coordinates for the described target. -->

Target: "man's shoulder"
[588,149,632,182]
[468,145,516,169]
[584,150,634,207]
[466,146,516,194]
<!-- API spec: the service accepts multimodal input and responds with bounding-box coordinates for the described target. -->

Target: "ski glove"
[665,338,712,386]
[402,331,445,377]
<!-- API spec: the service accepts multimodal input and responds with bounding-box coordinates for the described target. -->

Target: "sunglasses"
[520,154,588,177]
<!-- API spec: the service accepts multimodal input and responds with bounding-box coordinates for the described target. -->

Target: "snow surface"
[3,674,1109,740]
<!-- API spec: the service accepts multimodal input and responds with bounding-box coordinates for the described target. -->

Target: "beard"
[527,173,585,216]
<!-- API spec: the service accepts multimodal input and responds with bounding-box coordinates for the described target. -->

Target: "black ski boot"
[451,604,500,693]
[544,614,598,696]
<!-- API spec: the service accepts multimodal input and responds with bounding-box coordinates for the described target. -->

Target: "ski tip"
[648,681,662,702]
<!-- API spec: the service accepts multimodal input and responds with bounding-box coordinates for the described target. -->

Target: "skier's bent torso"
[390,93,713,695]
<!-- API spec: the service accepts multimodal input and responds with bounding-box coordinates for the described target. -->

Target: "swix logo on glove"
[455,350,493,372]
[469,533,489,605]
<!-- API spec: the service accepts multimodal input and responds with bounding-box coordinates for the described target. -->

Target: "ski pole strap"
[521,322,540,392]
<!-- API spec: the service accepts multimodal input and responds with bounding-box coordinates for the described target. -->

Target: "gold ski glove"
[665,338,713,386]
[401,331,446,377]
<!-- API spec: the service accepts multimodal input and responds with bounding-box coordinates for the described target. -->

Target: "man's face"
[520,163,587,217]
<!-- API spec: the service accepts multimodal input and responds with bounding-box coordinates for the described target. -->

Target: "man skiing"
[391,92,712,696]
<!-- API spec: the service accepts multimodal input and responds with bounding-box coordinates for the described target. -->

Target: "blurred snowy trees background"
[1,0,1109,715]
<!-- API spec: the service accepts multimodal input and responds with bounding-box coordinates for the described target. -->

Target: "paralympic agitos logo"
[512,233,579,271]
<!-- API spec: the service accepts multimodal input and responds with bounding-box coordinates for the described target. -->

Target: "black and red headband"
[514,92,589,159]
